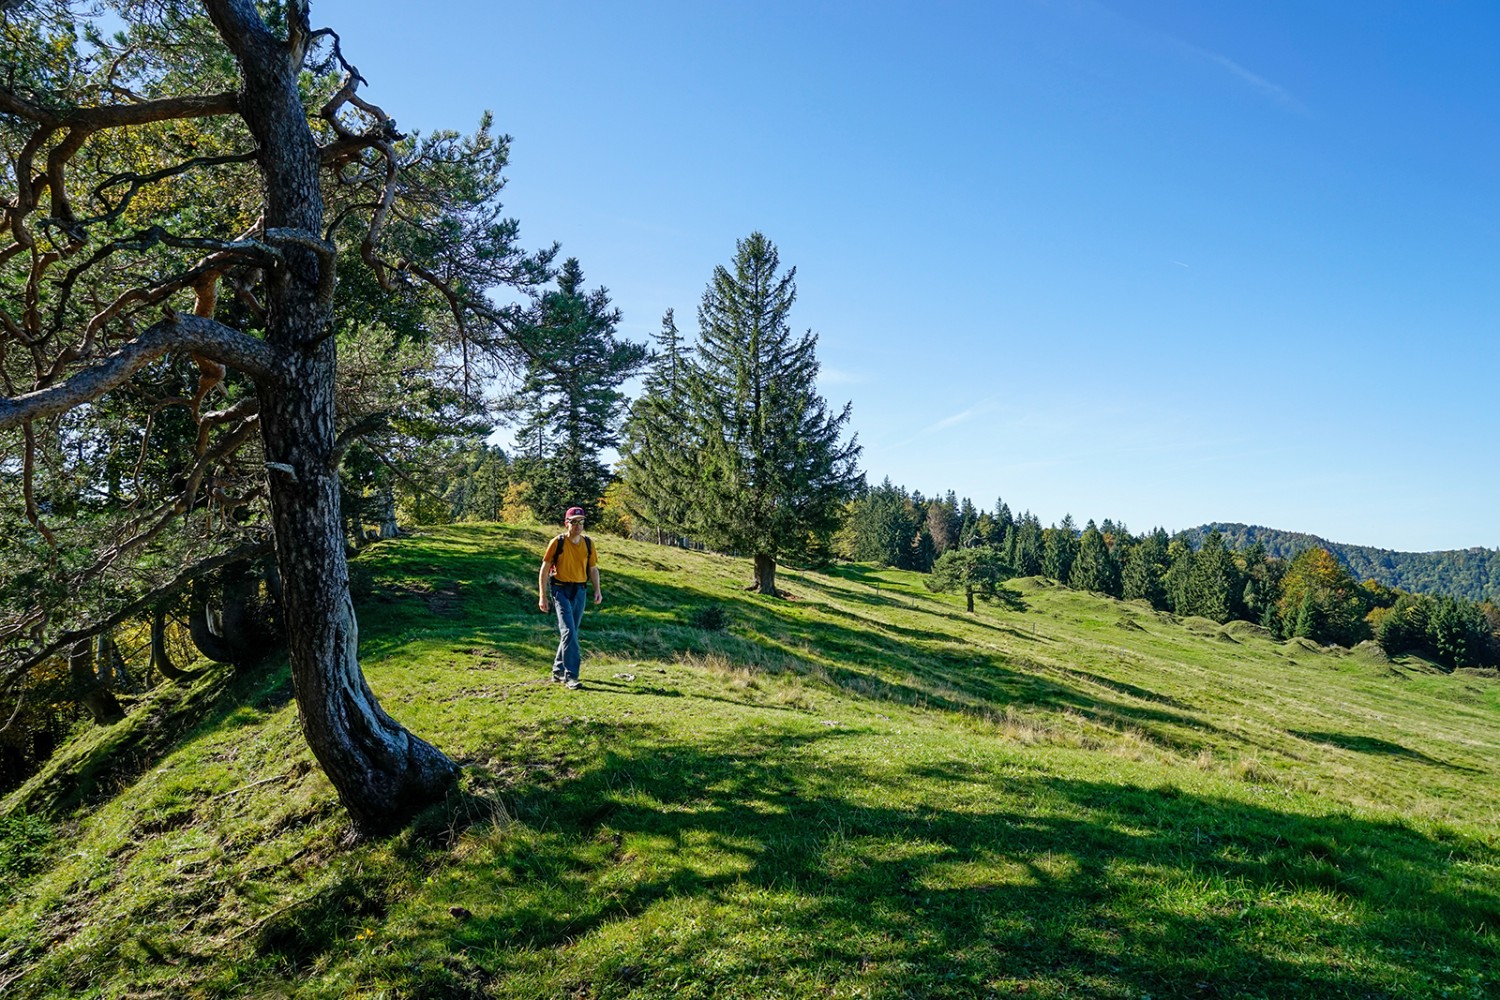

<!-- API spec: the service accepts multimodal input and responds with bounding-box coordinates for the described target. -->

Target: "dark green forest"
[1183,523,1500,604]
[832,482,1500,674]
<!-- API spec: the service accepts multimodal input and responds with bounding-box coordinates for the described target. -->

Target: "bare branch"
[82,151,259,229]
[49,226,281,347]
[330,411,389,470]
[0,315,287,431]
[1,539,275,693]
[0,86,238,130]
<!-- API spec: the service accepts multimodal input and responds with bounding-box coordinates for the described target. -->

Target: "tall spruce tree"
[1163,536,1196,614]
[1069,520,1119,595]
[1010,513,1044,576]
[844,478,919,566]
[1042,515,1078,582]
[621,309,698,542]
[1122,528,1169,609]
[1185,530,1239,623]
[509,258,648,519]
[624,233,861,594]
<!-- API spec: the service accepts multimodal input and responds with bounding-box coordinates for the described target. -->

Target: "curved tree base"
[291,594,460,838]
[302,682,459,838]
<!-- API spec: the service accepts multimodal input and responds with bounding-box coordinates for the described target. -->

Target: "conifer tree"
[1122,528,1169,609]
[1186,530,1238,623]
[1163,537,1196,614]
[1070,521,1119,595]
[1010,513,1044,576]
[621,309,699,541]
[1042,515,1078,582]
[989,498,1014,548]
[844,479,919,566]
[509,258,648,518]
[623,233,861,594]
[927,545,1010,612]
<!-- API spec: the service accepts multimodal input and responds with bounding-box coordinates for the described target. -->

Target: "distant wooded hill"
[1183,523,1500,603]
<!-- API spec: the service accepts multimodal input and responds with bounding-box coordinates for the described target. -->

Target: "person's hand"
[538,596,549,613]
[593,590,603,606]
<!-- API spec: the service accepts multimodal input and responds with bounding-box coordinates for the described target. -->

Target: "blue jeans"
[551,583,588,681]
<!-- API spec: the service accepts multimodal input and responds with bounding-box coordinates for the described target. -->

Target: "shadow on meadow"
[1288,730,1481,774]
[354,532,1246,762]
[335,721,1497,999]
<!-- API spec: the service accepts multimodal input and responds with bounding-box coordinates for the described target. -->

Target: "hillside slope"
[2,524,1497,999]
[1185,522,1500,601]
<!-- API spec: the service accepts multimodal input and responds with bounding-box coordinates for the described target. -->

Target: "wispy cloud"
[1190,47,1304,114]
[1045,0,1306,114]
[888,401,995,449]
[924,403,990,434]
[818,367,863,386]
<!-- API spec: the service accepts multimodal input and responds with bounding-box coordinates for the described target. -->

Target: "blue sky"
[314,1,1499,553]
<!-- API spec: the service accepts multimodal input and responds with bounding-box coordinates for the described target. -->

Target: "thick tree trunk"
[188,578,234,664]
[751,553,778,596]
[69,640,124,725]
[95,633,137,693]
[208,0,455,835]
[218,558,278,668]
[965,586,975,613]
[377,485,399,539]
[152,603,203,683]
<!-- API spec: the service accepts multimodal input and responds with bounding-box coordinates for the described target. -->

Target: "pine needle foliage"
[623,233,861,593]
[508,258,649,519]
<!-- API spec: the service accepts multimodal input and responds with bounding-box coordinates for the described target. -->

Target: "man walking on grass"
[538,506,602,689]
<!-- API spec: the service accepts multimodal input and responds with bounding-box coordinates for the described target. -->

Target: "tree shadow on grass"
[1288,730,1482,773]
[356,558,1242,764]
[354,721,1499,999]
[792,569,1037,642]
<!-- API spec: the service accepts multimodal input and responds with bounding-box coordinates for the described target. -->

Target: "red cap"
[565,507,585,520]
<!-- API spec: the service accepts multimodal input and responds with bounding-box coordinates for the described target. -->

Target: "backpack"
[548,534,592,576]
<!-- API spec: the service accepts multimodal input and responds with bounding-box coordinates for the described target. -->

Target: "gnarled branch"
[1,539,274,694]
[0,315,287,431]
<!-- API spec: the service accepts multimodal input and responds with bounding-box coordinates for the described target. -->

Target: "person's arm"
[538,542,554,612]
[590,564,602,605]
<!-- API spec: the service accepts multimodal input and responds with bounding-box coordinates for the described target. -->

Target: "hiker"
[538,506,602,689]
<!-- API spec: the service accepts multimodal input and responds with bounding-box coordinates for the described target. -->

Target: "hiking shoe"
[565,678,582,690]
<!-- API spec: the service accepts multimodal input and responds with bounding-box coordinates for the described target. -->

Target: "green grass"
[2,523,1497,998]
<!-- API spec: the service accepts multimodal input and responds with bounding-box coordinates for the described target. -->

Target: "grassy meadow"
[2,523,1497,998]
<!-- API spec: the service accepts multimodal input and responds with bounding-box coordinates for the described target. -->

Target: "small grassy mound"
[1222,619,1274,640]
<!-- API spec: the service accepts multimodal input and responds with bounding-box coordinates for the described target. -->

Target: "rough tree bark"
[0,0,487,835]
[203,0,456,833]
[151,603,204,684]
[188,578,234,665]
[377,486,399,540]
[68,641,125,725]
[752,553,779,597]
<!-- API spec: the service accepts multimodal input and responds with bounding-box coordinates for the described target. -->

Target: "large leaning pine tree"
[626,232,861,594]
[0,0,553,834]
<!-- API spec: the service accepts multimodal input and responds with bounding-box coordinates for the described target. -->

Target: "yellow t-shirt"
[545,534,597,584]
